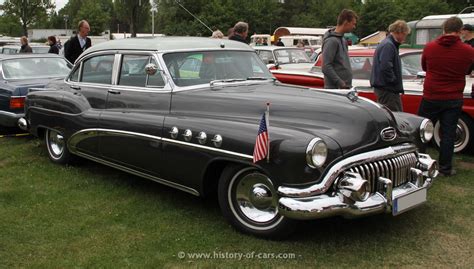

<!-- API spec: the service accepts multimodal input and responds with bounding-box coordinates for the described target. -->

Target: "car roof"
[83,36,254,55]
[252,46,305,51]
[0,53,63,60]
[348,48,422,56]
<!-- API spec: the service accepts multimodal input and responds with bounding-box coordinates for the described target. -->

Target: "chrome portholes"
[169,126,179,139]
[183,129,192,142]
[196,131,207,144]
[212,134,223,148]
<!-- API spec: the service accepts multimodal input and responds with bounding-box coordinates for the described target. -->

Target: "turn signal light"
[10,96,25,109]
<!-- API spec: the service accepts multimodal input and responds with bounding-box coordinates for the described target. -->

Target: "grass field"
[1,136,473,268]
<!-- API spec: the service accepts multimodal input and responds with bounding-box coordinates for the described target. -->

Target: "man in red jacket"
[418,16,474,177]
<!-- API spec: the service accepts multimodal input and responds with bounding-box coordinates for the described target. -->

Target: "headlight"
[306,137,328,168]
[420,119,434,143]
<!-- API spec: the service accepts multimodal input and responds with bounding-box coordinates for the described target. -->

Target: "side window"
[69,65,80,82]
[81,54,115,84]
[257,50,274,64]
[119,55,165,88]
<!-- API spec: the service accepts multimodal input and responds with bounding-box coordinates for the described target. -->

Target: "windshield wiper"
[210,79,246,88]
[246,77,274,81]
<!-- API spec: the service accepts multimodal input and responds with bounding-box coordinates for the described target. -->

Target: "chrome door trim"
[72,150,200,196]
[68,128,253,160]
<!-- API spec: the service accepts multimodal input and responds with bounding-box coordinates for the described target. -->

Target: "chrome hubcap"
[454,123,467,148]
[234,172,278,223]
[48,130,64,157]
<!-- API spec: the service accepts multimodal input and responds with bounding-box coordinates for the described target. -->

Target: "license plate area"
[392,187,427,216]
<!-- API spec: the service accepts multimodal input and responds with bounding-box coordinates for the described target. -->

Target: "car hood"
[171,82,400,154]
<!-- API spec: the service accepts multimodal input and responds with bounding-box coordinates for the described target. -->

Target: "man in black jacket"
[370,20,410,112]
[65,20,92,64]
[229,22,249,44]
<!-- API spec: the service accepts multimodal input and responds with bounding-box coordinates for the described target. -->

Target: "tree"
[1,0,55,36]
[115,0,151,37]
[75,0,112,35]
[0,14,23,37]
[357,0,402,38]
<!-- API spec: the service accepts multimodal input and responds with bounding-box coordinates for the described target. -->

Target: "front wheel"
[433,114,473,153]
[218,165,295,239]
[45,128,73,164]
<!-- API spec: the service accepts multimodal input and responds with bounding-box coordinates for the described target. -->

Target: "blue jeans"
[418,98,463,172]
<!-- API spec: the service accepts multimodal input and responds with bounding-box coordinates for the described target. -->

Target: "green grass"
[1,137,473,268]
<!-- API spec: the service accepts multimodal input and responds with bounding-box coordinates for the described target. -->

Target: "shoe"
[439,169,457,177]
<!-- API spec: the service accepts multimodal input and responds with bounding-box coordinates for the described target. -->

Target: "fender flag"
[253,104,270,163]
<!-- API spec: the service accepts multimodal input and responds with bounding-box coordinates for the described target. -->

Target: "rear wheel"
[433,114,473,153]
[45,128,72,164]
[217,165,295,239]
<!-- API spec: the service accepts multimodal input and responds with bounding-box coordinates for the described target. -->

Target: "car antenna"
[174,0,213,34]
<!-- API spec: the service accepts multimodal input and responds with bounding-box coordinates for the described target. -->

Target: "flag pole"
[266,102,270,163]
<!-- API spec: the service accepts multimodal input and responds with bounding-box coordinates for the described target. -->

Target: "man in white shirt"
[65,20,92,64]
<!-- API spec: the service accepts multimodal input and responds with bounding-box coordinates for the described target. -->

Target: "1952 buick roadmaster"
[22,37,438,238]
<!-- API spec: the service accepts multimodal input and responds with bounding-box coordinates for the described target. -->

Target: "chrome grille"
[347,152,418,193]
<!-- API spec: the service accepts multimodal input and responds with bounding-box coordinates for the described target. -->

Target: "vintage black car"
[23,37,438,238]
[0,53,71,128]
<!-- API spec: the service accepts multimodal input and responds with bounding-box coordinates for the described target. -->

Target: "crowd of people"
[321,9,473,177]
[14,12,474,177]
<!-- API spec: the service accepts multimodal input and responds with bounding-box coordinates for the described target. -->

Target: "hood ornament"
[346,87,358,102]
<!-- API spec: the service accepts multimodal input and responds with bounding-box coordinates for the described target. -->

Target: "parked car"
[23,37,438,238]
[253,46,314,71]
[272,49,474,153]
[0,54,72,128]
[0,44,51,54]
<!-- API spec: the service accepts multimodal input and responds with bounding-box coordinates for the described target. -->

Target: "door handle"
[70,85,81,90]
[108,89,121,95]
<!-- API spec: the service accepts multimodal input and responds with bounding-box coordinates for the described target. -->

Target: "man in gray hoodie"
[322,9,358,89]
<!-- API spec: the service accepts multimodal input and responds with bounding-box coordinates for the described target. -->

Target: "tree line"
[0,0,469,40]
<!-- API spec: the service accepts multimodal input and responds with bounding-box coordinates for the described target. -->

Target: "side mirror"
[145,63,158,75]
[416,71,426,79]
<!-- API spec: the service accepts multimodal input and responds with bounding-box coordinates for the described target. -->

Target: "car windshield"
[163,50,273,87]
[2,57,71,79]
[274,49,311,64]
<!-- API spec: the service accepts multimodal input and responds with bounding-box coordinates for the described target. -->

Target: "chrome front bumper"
[278,145,437,220]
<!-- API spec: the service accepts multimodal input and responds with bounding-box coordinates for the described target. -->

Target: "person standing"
[19,36,32,53]
[47,36,60,54]
[461,24,474,47]
[418,16,474,177]
[65,20,92,63]
[275,38,284,46]
[229,22,249,44]
[370,20,411,112]
[322,9,358,89]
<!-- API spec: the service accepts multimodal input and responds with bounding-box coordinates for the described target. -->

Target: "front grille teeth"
[347,152,417,193]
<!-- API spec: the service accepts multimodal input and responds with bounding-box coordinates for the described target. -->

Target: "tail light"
[10,96,26,109]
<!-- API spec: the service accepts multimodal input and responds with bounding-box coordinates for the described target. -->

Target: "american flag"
[253,112,269,163]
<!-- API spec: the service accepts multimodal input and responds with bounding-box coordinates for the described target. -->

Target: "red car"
[271,49,474,153]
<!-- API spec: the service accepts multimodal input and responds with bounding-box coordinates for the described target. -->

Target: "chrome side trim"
[0,110,22,117]
[71,150,200,196]
[68,128,253,160]
[278,143,417,198]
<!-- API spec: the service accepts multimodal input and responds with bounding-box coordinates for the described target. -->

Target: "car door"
[65,53,115,155]
[98,52,171,176]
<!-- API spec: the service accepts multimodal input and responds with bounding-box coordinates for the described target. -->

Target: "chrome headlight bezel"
[420,118,434,143]
[306,137,328,168]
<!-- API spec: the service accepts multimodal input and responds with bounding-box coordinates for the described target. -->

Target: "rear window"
[2,57,71,79]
